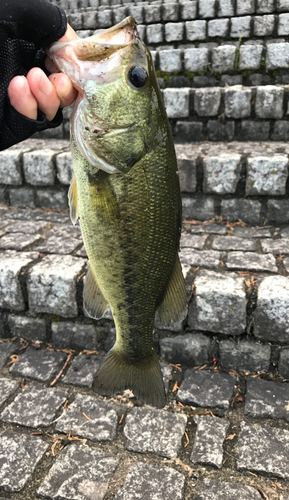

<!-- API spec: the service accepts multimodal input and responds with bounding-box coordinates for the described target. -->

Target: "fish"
[48,17,187,408]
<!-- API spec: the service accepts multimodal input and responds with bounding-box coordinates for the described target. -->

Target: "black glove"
[0,0,67,151]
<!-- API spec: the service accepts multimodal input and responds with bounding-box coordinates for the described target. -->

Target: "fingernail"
[40,73,53,96]
[17,76,31,96]
[58,74,70,93]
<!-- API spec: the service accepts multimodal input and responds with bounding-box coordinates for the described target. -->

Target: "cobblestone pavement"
[0,206,288,498]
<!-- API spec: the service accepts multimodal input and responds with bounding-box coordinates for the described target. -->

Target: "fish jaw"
[47,17,139,90]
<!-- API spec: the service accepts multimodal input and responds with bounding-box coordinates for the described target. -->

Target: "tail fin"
[93,347,166,408]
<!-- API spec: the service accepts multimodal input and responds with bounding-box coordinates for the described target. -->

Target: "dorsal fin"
[68,174,78,225]
[83,264,109,319]
[156,254,188,328]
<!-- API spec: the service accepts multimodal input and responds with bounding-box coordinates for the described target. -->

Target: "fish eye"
[128,66,148,89]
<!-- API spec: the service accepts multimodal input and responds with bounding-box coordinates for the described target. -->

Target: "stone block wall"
[2,140,289,225]
[41,0,289,142]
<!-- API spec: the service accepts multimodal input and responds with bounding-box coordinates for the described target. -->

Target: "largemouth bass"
[48,17,187,408]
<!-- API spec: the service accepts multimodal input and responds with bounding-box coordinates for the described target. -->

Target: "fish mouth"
[47,17,140,88]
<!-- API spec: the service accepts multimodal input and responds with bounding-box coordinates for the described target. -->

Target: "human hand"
[7,24,78,122]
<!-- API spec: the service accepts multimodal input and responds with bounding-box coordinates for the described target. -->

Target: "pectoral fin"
[156,254,188,327]
[83,264,109,319]
[68,174,78,225]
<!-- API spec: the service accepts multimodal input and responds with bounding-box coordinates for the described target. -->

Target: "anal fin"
[83,264,109,319]
[156,254,188,328]
[68,173,78,225]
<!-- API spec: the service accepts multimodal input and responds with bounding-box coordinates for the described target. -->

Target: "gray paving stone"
[245,377,289,421]
[255,15,274,36]
[260,238,289,254]
[159,49,182,72]
[225,88,252,118]
[9,346,67,383]
[254,275,289,342]
[267,199,289,224]
[163,88,190,119]
[27,254,85,317]
[164,22,184,42]
[38,444,119,500]
[180,248,221,270]
[195,479,262,500]
[1,385,67,427]
[160,333,210,366]
[194,88,221,117]
[124,406,187,458]
[23,149,55,186]
[180,234,208,249]
[203,153,242,194]
[114,462,185,500]
[182,196,215,220]
[246,155,288,195]
[62,354,103,387]
[237,422,289,479]
[212,236,257,252]
[44,223,82,240]
[186,20,206,41]
[233,226,271,238]
[231,15,251,38]
[181,1,197,20]
[0,232,41,251]
[8,315,47,342]
[188,223,227,235]
[219,341,271,372]
[191,415,229,468]
[36,235,81,254]
[37,188,68,211]
[226,252,277,273]
[189,270,246,335]
[257,0,274,12]
[76,245,87,258]
[0,343,18,369]
[51,322,99,351]
[0,150,22,185]
[281,227,289,238]
[161,363,172,394]
[4,220,47,233]
[218,0,234,16]
[184,47,209,72]
[0,430,48,492]
[56,152,73,185]
[208,18,229,37]
[56,394,118,441]
[239,44,263,70]
[212,45,236,72]
[279,348,289,378]
[178,369,236,408]
[221,199,261,225]
[0,378,19,407]
[0,251,39,311]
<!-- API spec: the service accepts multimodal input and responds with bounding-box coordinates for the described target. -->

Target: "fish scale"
[48,17,187,407]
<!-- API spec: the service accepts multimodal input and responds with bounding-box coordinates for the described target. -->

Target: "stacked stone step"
[2,139,288,225]
[42,0,289,142]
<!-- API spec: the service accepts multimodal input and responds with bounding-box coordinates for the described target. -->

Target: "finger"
[48,73,77,108]
[7,76,38,120]
[45,24,78,77]
[26,67,60,121]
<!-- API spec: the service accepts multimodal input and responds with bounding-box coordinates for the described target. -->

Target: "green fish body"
[48,17,187,407]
